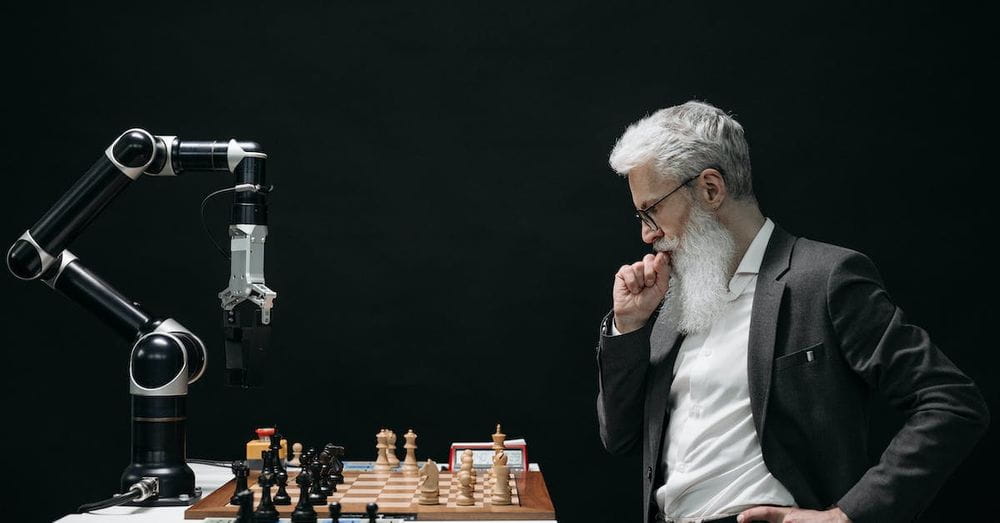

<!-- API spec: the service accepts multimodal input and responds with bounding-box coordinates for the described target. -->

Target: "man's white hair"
[609,101,755,200]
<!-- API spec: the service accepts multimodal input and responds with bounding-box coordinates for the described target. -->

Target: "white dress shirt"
[658,218,794,518]
[615,218,796,518]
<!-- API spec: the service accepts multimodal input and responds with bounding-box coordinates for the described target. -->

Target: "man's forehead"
[627,164,669,207]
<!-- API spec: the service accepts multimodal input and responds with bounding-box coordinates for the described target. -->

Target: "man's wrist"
[612,315,646,334]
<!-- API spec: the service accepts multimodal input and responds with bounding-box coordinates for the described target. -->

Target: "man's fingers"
[739,506,789,523]
[642,254,656,286]
[618,265,640,294]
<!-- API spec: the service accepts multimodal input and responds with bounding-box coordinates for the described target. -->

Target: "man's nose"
[641,223,663,244]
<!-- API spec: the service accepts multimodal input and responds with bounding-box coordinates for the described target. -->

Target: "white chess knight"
[418,459,440,505]
[491,450,512,505]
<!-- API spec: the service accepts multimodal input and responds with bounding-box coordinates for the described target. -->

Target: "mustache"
[654,235,680,253]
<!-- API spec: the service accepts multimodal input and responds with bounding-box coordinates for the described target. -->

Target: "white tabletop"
[55,463,556,522]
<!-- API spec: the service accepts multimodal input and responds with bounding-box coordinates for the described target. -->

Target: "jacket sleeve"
[596,310,654,455]
[828,252,990,523]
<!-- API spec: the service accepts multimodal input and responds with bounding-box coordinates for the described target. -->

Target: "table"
[56,464,557,522]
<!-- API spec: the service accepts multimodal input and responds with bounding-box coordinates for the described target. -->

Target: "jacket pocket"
[775,342,825,371]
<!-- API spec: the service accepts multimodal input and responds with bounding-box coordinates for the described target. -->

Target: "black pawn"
[291,470,318,523]
[273,469,292,505]
[253,472,279,523]
[234,489,254,523]
[328,502,341,523]
[366,502,379,523]
[231,461,250,505]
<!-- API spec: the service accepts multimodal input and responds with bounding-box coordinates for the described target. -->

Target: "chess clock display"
[449,425,528,472]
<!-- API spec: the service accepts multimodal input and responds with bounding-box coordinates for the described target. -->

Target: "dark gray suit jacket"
[596,224,990,523]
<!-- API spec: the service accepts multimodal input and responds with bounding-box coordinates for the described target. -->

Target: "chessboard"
[185,469,555,520]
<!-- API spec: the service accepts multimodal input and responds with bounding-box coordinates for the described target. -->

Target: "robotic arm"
[6,129,277,505]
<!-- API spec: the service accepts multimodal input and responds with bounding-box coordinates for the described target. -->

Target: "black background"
[0,2,995,522]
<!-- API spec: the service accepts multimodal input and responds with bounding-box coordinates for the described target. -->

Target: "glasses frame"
[634,175,699,231]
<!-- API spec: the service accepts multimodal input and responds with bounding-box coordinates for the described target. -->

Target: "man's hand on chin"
[737,506,852,523]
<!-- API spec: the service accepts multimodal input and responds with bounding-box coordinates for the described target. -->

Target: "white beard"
[654,204,736,334]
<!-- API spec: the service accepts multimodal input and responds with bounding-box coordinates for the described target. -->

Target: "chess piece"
[260,449,274,476]
[326,444,345,484]
[273,469,292,505]
[291,469,318,523]
[270,434,286,475]
[417,459,440,505]
[317,449,333,496]
[457,470,474,506]
[485,423,506,489]
[289,442,303,467]
[366,502,379,523]
[461,449,476,486]
[254,472,280,522]
[231,460,250,505]
[387,430,400,467]
[327,502,342,523]
[491,450,512,505]
[234,489,254,523]
[307,460,327,505]
[374,429,392,472]
[402,429,419,476]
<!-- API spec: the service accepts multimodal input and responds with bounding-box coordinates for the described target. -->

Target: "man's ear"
[699,168,727,210]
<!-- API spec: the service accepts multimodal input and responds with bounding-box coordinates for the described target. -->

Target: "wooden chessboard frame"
[185,469,555,520]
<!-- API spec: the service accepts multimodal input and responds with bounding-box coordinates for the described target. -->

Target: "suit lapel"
[747,225,795,443]
[646,300,683,457]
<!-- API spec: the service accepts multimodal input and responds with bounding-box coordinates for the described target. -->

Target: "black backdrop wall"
[1,2,995,522]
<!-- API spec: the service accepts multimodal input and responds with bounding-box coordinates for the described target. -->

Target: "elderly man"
[595,101,989,523]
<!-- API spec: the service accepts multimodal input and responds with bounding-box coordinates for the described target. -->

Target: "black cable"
[77,488,142,513]
[200,187,236,260]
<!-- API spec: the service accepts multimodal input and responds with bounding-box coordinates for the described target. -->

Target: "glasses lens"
[636,211,656,230]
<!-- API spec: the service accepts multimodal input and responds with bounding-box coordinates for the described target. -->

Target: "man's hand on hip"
[612,252,670,334]
[738,506,852,523]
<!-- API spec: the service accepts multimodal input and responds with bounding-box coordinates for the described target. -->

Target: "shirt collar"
[725,218,775,299]
[734,218,775,276]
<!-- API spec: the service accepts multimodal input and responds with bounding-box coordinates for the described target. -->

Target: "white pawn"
[288,442,303,467]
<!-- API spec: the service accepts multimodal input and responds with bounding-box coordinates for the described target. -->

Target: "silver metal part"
[226,139,267,173]
[146,136,177,176]
[7,230,56,280]
[218,224,276,324]
[129,331,190,396]
[41,250,78,289]
[105,128,156,180]
[132,477,159,502]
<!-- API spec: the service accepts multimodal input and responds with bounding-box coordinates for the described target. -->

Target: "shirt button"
[703,350,713,357]
[646,466,653,480]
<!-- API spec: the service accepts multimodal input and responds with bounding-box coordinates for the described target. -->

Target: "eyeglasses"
[634,176,698,231]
